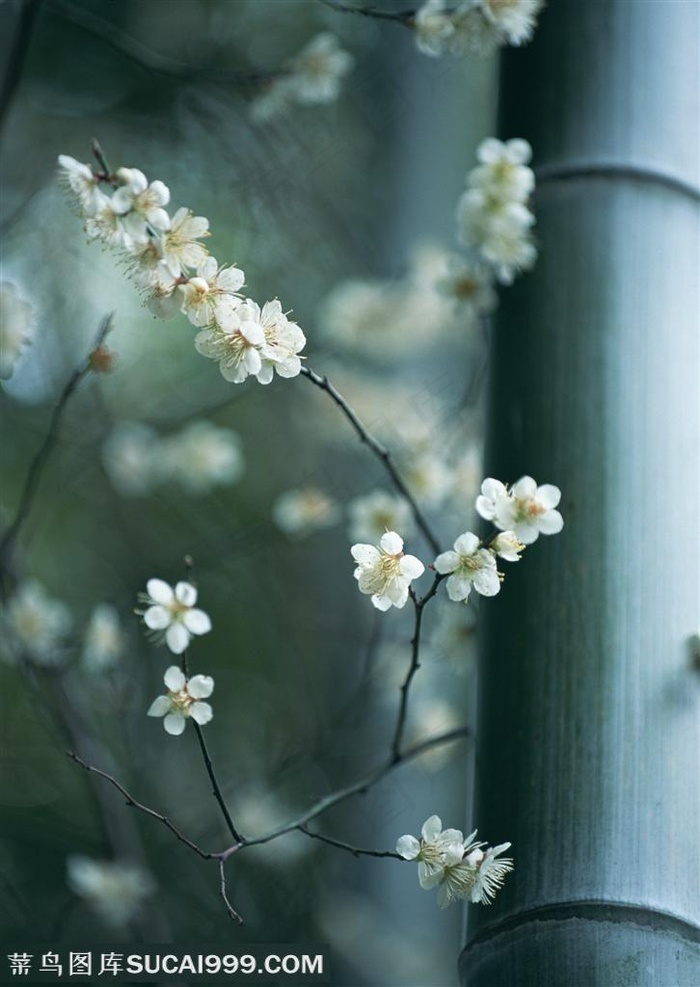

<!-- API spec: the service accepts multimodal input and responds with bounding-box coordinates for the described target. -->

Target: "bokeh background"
[0,1,501,983]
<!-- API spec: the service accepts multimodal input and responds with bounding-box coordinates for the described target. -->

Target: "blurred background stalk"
[461,1,700,984]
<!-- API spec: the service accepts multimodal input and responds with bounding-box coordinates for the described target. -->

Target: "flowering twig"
[298,825,403,859]
[217,858,243,924]
[0,313,114,581]
[300,366,441,555]
[191,721,243,844]
[391,572,445,761]
[318,0,415,25]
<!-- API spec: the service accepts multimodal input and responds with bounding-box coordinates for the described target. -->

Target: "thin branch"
[225,725,471,856]
[0,314,114,574]
[192,722,243,844]
[67,751,215,860]
[298,825,403,859]
[218,858,243,924]
[0,0,44,135]
[300,366,441,555]
[391,572,445,761]
[319,0,415,25]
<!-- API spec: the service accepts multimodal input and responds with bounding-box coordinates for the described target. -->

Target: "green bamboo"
[460,1,700,984]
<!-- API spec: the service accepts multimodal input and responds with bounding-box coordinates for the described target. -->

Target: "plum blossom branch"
[0,313,114,579]
[391,572,445,761]
[298,825,403,859]
[300,366,441,555]
[191,721,243,844]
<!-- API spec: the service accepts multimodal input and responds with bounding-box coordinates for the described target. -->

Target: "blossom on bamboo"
[351,531,425,611]
[436,834,514,907]
[148,665,214,735]
[139,579,211,654]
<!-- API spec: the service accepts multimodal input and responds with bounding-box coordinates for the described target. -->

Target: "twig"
[0,0,44,135]
[0,313,114,575]
[67,751,214,860]
[298,825,403,859]
[300,366,441,554]
[391,572,445,760]
[192,722,243,844]
[218,858,243,924]
[319,0,415,25]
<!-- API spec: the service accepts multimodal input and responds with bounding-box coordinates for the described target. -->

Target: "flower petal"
[188,674,214,699]
[421,815,443,842]
[183,608,212,635]
[165,623,190,654]
[190,701,213,725]
[144,605,170,630]
[147,696,170,717]
[146,579,174,605]
[163,712,186,735]
[379,531,403,555]
[175,581,197,606]
[396,835,421,860]
[163,665,186,692]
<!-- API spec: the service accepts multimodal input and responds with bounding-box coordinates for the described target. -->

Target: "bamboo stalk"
[460,2,700,983]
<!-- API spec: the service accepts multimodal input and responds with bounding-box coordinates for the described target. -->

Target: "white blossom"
[351,531,425,611]
[252,299,306,383]
[491,530,525,561]
[439,256,497,319]
[414,0,456,56]
[436,833,514,907]
[82,604,124,672]
[194,305,265,383]
[3,580,72,666]
[476,475,563,544]
[348,490,415,545]
[180,256,245,328]
[0,282,33,379]
[470,137,535,198]
[273,488,340,537]
[434,532,502,601]
[110,168,171,242]
[477,0,544,47]
[286,33,354,105]
[140,579,211,654]
[161,420,244,495]
[102,421,161,497]
[57,155,103,215]
[148,665,214,735]
[396,815,466,889]
[161,207,210,278]
[67,856,154,926]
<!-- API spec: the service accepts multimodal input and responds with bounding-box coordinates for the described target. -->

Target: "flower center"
[168,687,193,713]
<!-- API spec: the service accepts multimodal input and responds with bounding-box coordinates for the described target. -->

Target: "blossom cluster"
[57,154,306,385]
[251,33,354,122]
[397,815,513,907]
[457,138,537,284]
[414,0,544,57]
[350,475,563,610]
[102,419,244,498]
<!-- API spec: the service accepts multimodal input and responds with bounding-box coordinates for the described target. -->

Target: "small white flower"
[476,476,563,544]
[491,530,525,561]
[161,421,244,496]
[148,665,214,735]
[84,191,130,249]
[439,256,497,318]
[181,256,245,328]
[434,532,502,601]
[273,488,340,537]
[140,578,211,654]
[57,155,103,215]
[286,33,354,105]
[253,299,306,383]
[67,856,154,927]
[161,207,210,278]
[348,490,415,545]
[437,834,514,907]
[351,531,425,611]
[82,604,124,672]
[110,168,171,241]
[471,137,535,198]
[194,304,265,383]
[0,282,33,379]
[396,815,466,889]
[3,580,72,666]
[477,0,543,47]
[414,0,456,57]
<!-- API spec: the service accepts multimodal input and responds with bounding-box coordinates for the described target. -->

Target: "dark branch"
[192,721,243,844]
[218,858,243,924]
[319,0,415,25]
[298,825,403,859]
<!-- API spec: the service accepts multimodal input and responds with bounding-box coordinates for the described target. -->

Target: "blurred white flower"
[56,155,103,216]
[406,696,463,769]
[82,603,124,672]
[434,532,502,601]
[273,487,340,537]
[0,282,33,379]
[67,856,154,926]
[348,490,415,544]
[351,531,425,611]
[396,815,466,889]
[102,421,161,497]
[162,420,244,496]
[3,580,71,666]
[476,475,563,544]
[140,579,211,654]
[286,33,354,104]
[491,530,525,561]
[478,0,544,47]
[148,665,214,735]
[439,255,497,319]
[111,168,171,242]
[401,443,453,510]
[414,0,456,56]
[429,600,477,675]
[470,137,535,198]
